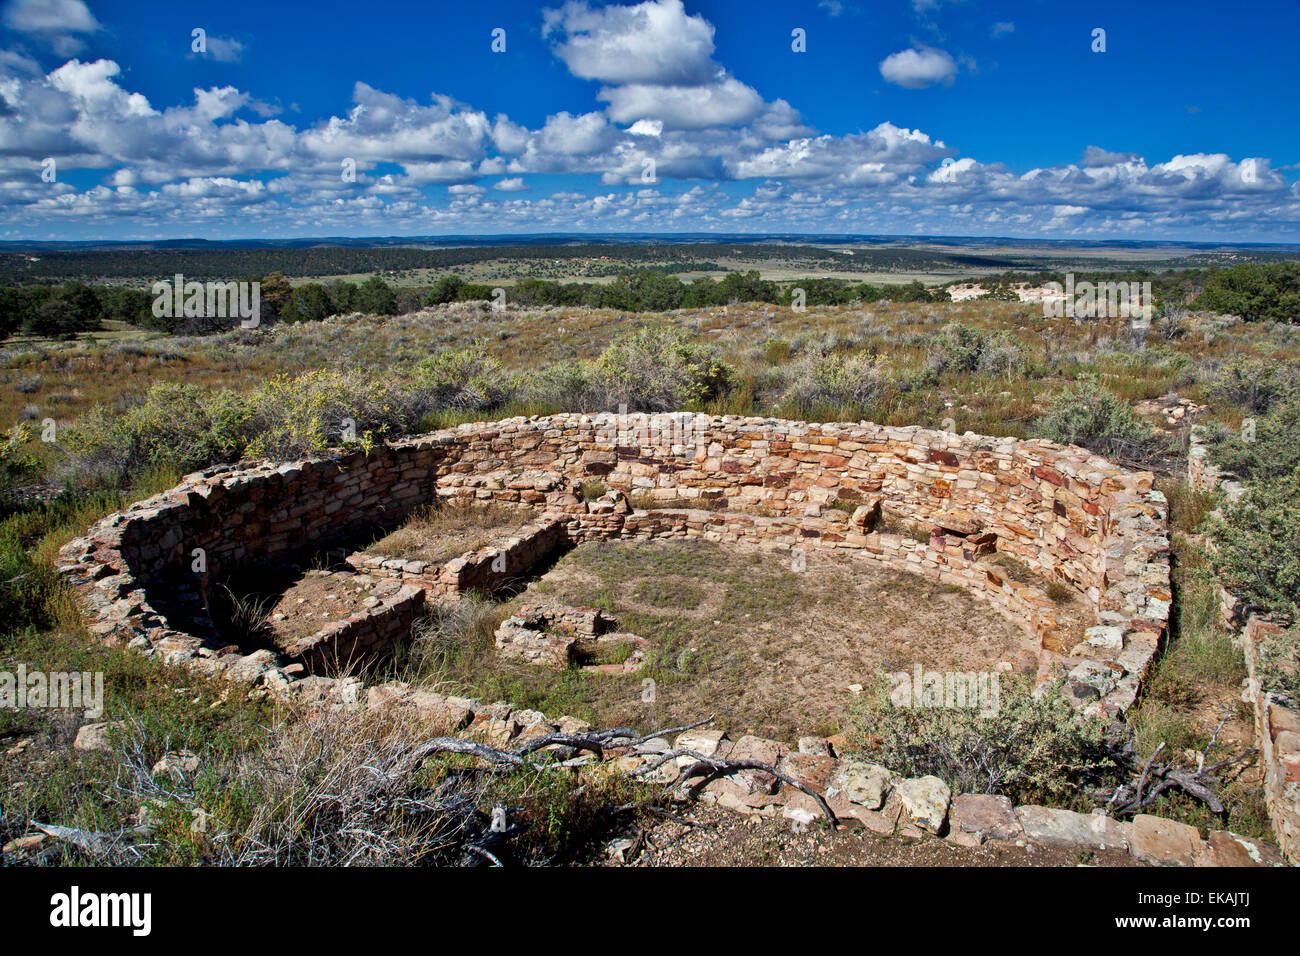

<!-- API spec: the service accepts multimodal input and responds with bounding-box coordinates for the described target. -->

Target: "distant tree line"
[4,261,1296,341]
[0,242,1016,284]
[0,282,114,339]
[0,244,827,283]
[280,270,938,323]
[0,270,942,340]
[423,271,936,312]
[1192,262,1300,323]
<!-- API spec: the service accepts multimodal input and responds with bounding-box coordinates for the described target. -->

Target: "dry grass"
[7,300,1298,481]
[411,539,1043,742]
[364,500,533,565]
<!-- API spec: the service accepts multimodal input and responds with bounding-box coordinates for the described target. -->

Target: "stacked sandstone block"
[1186,426,1298,863]
[283,583,426,673]
[1238,601,1300,864]
[57,412,1170,727]
[494,602,615,668]
[347,516,569,599]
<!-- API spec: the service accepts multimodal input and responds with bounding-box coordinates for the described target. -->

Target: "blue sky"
[1,0,1298,241]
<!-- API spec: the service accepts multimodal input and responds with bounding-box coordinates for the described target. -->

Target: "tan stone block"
[1195,830,1285,867]
[1131,814,1202,867]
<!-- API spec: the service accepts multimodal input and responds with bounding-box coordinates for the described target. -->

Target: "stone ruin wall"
[1186,426,1299,863]
[60,415,1296,866]
[59,413,1171,719]
[430,414,1169,626]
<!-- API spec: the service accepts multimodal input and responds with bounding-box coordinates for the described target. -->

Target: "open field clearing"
[6,298,1299,482]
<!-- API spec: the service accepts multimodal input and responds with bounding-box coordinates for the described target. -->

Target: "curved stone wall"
[58,413,1170,717]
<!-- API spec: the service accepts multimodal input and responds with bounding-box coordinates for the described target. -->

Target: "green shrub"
[1208,357,1299,414]
[779,352,887,418]
[976,334,1027,378]
[1208,470,1300,621]
[65,383,253,484]
[1,423,41,495]
[1204,399,1300,483]
[925,323,1025,379]
[847,674,1109,805]
[414,345,511,412]
[1033,378,1163,462]
[513,363,595,413]
[589,326,731,412]
[244,368,422,460]
[762,338,793,365]
[1258,623,1300,707]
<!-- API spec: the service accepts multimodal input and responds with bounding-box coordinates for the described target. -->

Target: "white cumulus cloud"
[879,46,958,89]
[543,0,716,85]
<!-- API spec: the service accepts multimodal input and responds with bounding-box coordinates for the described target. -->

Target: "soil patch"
[262,570,395,648]
[430,540,1048,741]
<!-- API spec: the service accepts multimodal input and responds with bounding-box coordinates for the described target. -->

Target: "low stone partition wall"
[346,516,570,599]
[1185,424,1296,863]
[283,584,426,673]
[1187,424,1244,502]
[1239,617,1300,863]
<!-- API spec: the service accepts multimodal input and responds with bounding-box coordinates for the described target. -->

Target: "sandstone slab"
[777,753,838,793]
[828,794,900,835]
[895,775,950,833]
[1015,806,1130,851]
[729,735,787,795]
[1131,814,1203,867]
[825,759,891,810]
[1196,830,1285,868]
[73,721,123,754]
[949,793,1023,843]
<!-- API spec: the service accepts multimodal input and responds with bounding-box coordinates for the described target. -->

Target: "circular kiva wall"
[58,414,1171,717]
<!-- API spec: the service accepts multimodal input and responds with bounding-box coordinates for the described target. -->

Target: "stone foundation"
[58,413,1170,716]
[1240,616,1300,864]
[494,602,651,674]
[346,515,570,599]
[1186,424,1296,864]
[283,583,426,673]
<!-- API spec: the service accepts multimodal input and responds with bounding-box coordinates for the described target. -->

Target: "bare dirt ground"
[490,540,1053,740]
[600,805,1142,868]
[263,570,384,647]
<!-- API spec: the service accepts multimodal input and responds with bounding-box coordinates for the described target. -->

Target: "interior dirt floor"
[474,539,1085,740]
[362,500,536,566]
[599,804,1143,867]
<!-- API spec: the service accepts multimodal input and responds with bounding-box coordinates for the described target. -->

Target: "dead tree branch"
[1101,734,1258,818]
